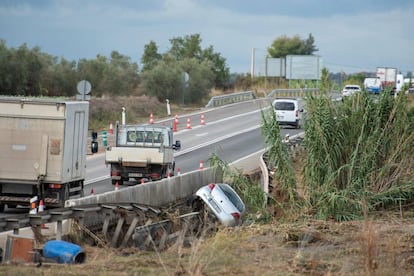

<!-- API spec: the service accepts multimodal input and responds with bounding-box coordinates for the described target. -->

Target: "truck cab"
[105,124,181,185]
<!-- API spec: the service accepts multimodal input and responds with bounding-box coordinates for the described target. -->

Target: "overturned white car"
[192,183,245,227]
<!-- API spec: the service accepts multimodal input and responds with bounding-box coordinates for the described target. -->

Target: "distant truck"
[363,77,382,94]
[0,98,89,211]
[376,67,397,88]
[105,123,181,185]
[376,67,405,94]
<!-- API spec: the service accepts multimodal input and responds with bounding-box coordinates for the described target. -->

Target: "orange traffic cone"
[38,200,45,213]
[115,181,119,191]
[174,114,179,124]
[177,168,181,176]
[90,187,94,195]
[149,113,154,124]
[186,118,192,129]
[141,178,145,184]
[200,113,205,125]
[199,160,204,170]
[109,122,113,134]
[38,200,48,229]
[29,196,38,215]
[173,120,177,132]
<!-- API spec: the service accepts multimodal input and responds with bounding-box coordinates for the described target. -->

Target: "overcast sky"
[1,0,413,75]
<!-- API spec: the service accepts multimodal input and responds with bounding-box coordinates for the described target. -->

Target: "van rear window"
[274,102,295,111]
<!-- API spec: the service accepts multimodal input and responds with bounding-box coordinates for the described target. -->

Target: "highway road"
[84,98,303,194]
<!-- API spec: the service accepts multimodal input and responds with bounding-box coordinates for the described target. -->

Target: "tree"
[268,33,318,58]
[77,55,107,97]
[107,51,140,95]
[179,58,215,104]
[202,46,230,89]
[168,34,202,60]
[77,51,140,97]
[141,57,182,102]
[167,33,229,89]
[42,57,77,97]
[141,56,214,105]
[303,33,318,55]
[141,40,161,72]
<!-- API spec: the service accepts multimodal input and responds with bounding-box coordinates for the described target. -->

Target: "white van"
[272,98,305,128]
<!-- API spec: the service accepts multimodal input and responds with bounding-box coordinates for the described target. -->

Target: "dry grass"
[89,95,202,130]
[2,216,414,275]
[3,94,413,274]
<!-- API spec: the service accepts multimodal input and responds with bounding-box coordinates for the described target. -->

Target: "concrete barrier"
[66,167,223,207]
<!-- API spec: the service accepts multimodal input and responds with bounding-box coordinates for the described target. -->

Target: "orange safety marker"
[174,114,179,124]
[38,199,45,213]
[186,118,192,129]
[109,122,113,134]
[177,168,181,176]
[29,196,38,214]
[149,113,154,124]
[200,113,205,125]
[173,120,178,132]
[199,160,204,170]
[115,181,119,191]
[38,200,48,229]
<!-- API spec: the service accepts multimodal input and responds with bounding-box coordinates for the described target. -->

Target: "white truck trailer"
[105,123,181,185]
[0,98,89,211]
[376,67,397,88]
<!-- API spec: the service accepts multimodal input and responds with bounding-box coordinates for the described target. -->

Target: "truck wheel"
[0,204,5,212]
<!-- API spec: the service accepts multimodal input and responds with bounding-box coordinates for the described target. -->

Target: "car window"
[218,184,245,212]
[274,102,295,111]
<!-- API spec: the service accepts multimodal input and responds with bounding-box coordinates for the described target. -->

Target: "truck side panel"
[0,99,89,208]
[0,113,65,182]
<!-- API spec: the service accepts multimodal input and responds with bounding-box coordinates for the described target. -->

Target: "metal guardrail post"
[6,219,20,235]
[50,210,73,240]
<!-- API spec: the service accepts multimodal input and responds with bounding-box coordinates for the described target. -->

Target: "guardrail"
[259,132,305,206]
[204,89,321,108]
[267,88,319,98]
[205,91,256,107]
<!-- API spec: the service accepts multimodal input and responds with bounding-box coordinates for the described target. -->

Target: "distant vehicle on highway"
[193,183,245,227]
[341,84,362,97]
[272,98,306,129]
[363,78,382,94]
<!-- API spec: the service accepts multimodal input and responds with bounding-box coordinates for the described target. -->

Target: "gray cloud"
[0,0,413,74]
